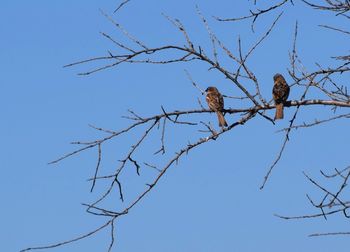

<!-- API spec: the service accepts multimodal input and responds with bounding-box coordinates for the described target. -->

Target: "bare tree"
[21,1,350,251]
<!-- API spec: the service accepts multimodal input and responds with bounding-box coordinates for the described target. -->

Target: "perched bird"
[205,86,228,127]
[272,73,290,120]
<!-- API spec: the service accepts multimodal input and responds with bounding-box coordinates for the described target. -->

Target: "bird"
[205,86,228,127]
[272,73,290,120]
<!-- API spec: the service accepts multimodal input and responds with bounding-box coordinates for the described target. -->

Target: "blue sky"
[2,1,350,251]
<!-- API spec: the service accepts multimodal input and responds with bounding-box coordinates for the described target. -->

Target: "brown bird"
[272,73,290,120]
[205,86,228,127]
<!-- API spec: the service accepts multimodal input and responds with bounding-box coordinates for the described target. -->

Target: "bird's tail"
[217,112,228,127]
[275,103,284,120]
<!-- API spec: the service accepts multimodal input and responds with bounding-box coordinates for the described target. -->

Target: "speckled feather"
[205,86,228,127]
[272,73,290,120]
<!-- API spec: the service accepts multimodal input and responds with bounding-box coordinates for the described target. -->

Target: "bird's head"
[205,86,218,93]
[273,73,285,82]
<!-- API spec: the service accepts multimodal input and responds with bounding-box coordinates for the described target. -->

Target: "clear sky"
[2,1,350,252]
